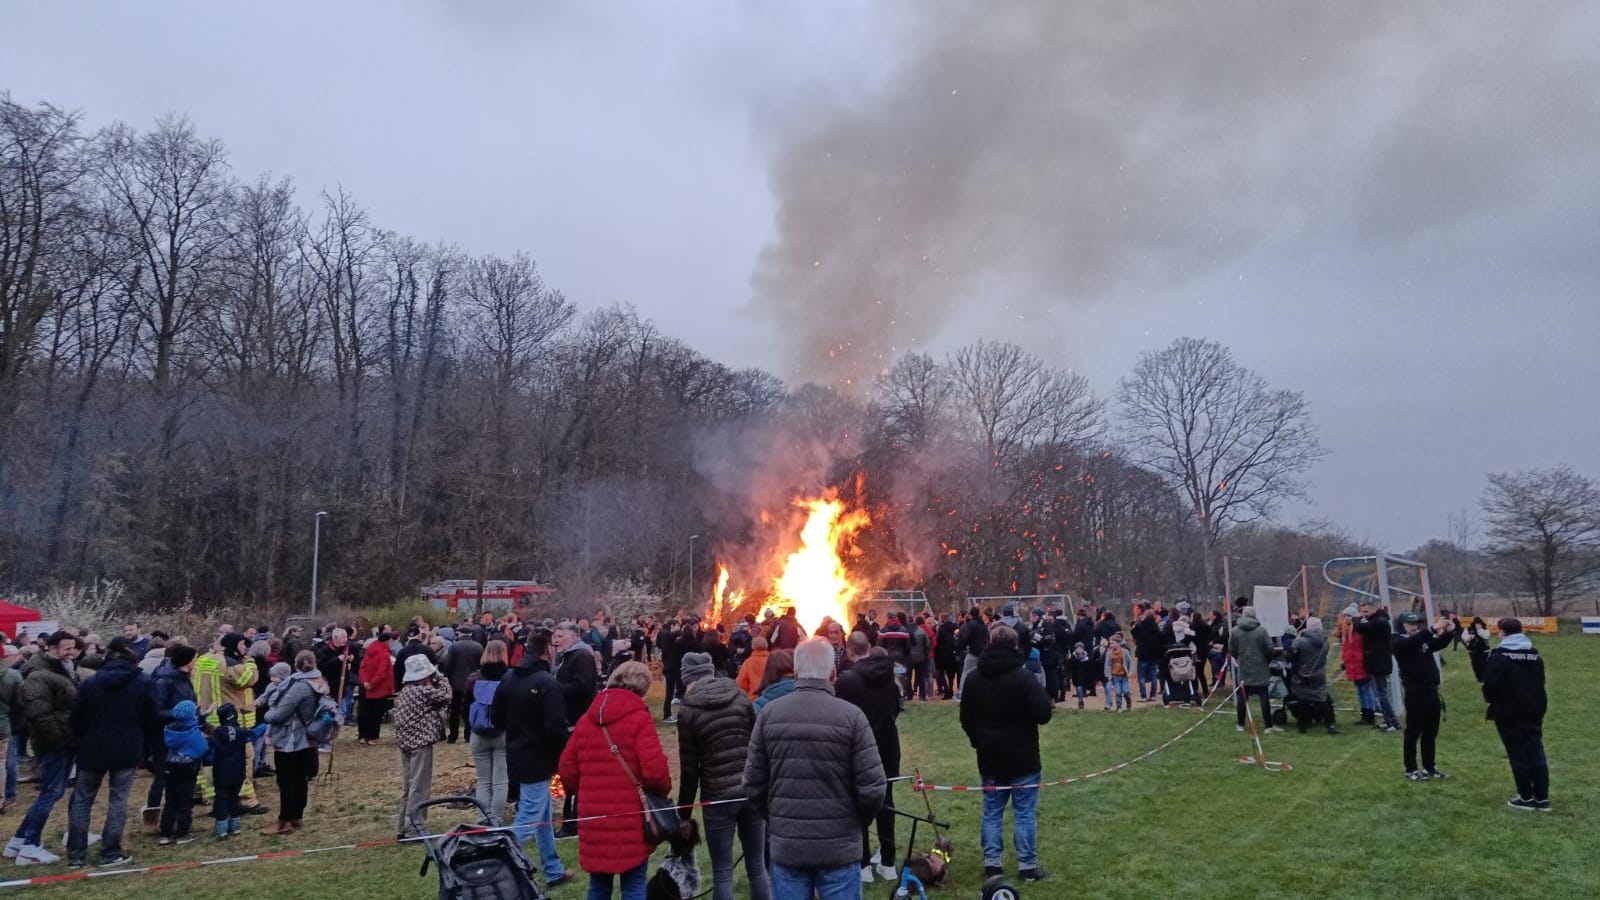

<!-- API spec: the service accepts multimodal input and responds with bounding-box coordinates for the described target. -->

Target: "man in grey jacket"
[744,638,885,900]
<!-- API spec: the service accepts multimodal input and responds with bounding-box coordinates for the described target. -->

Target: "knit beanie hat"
[270,661,292,680]
[680,652,715,686]
[172,700,198,724]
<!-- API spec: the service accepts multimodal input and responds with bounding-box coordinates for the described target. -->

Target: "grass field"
[15,630,1599,899]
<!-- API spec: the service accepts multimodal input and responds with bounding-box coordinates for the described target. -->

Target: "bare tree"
[875,352,953,452]
[1118,337,1325,599]
[950,340,1103,470]
[1481,466,1600,615]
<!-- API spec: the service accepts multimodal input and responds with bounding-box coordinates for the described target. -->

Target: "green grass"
[20,631,1600,899]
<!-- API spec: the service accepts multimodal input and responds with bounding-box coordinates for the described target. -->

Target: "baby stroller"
[412,796,547,900]
[1266,657,1330,728]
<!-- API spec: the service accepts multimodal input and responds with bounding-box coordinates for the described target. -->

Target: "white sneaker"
[15,844,59,866]
[875,864,898,881]
[859,865,875,883]
[3,837,24,859]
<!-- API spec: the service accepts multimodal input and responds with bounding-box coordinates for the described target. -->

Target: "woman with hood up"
[1291,617,1338,735]
[258,651,327,835]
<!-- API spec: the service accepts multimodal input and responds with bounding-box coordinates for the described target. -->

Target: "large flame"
[706,562,743,626]
[771,496,870,635]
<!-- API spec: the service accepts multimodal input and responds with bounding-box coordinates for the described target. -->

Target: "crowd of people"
[0,595,1552,895]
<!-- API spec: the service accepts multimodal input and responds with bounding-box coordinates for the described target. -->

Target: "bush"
[20,580,125,636]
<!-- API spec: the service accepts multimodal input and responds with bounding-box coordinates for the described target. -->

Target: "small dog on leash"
[646,817,702,900]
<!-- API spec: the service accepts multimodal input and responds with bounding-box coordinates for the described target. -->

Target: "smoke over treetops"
[750,1,1600,386]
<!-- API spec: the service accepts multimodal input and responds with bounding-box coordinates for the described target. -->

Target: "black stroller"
[411,796,547,900]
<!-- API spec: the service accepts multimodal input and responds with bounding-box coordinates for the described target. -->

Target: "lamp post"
[688,534,703,605]
[310,511,328,616]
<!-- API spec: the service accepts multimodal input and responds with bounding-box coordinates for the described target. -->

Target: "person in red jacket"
[356,633,395,744]
[1338,608,1376,727]
[558,661,671,900]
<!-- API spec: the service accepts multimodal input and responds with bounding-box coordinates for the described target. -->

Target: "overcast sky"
[6,1,1598,556]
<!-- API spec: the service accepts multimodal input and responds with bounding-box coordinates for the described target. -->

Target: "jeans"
[1354,679,1378,714]
[702,801,770,900]
[586,860,648,900]
[469,733,508,825]
[1403,688,1441,773]
[339,681,356,722]
[980,772,1039,870]
[161,761,200,837]
[770,861,861,900]
[4,735,16,801]
[1107,675,1130,710]
[14,749,72,846]
[67,766,134,863]
[1373,673,1399,725]
[914,661,932,700]
[1136,660,1160,700]
[1236,684,1273,728]
[513,780,566,882]
[1495,720,1549,802]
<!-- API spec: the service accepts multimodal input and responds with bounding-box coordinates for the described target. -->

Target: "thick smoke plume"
[752,1,1600,385]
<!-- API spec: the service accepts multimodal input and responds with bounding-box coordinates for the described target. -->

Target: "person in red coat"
[558,661,670,900]
[1339,608,1376,726]
[356,633,395,744]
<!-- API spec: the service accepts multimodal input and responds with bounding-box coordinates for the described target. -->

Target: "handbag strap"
[596,693,649,799]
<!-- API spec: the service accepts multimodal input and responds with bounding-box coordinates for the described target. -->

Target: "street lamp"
[310,511,328,616]
[688,534,703,605]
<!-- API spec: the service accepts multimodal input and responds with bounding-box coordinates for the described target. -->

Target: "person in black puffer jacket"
[676,652,770,900]
[959,625,1052,883]
[835,638,902,882]
[1354,603,1400,730]
[490,630,572,886]
[957,608,989,697]
[142,645,199,831]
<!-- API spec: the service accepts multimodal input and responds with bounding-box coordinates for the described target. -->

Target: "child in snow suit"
[209,703,265,838]
[161,700,210,844]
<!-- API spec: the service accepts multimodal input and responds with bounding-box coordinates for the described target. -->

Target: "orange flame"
[706,562,743,626]
[771,495,870,635]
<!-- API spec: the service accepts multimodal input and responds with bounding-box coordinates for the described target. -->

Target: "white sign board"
[14,621,58,642]
[1251,586,1291,637]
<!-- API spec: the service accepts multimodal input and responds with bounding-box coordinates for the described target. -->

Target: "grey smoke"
[751,1,1600,385]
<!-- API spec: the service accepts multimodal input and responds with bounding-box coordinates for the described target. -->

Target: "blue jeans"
[1137,660,1160,699]
[513,780,566,882]
[586,861,647,900]
[770,862,861,900]
[1108,675,1130,709]
[703,801,770,900]
[980,772,1040,870]
[1355,679,1378,713]
[14,750,72,846]
[1373,674,1399,725]
[4,734,17,800]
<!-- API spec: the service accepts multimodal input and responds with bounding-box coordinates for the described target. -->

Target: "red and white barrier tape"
[912,684,1250,793]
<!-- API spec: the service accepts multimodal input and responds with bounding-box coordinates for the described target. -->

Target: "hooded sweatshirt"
[1482,633,1545,724]
[209,704,263,788]
[958,646,1053,781]
[1228,609,1274,687]
[834,654,903,777]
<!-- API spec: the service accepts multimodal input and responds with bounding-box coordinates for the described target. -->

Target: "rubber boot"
[228,817,241,836]
[214,820,228,840]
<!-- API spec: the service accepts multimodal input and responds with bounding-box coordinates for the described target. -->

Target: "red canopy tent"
[0,600,42,641]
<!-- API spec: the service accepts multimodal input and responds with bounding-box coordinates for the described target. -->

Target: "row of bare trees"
[20,96,1581,615]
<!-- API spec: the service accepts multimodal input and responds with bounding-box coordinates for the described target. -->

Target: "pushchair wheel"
[1272,708,1287,727]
